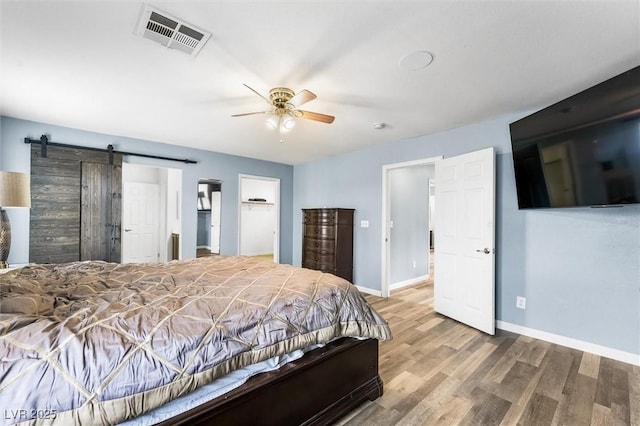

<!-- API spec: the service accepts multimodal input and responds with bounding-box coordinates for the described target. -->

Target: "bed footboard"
[159,338,382,426]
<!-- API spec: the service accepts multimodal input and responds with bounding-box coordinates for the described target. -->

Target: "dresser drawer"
[303,210,336,225]
[303,209,354,226]
[302,259,336,274]
[304,224,335,239]
[303,237,335,254]
[303,248,335,264]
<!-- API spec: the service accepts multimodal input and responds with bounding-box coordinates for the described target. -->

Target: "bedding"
[0,256,391,425]
[122,344,313,425]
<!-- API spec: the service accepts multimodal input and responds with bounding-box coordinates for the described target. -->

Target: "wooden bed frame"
[158,338,383,425]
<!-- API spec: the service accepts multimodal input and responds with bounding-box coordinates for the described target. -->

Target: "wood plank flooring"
[196,248,217,258]
[338,280,639,425]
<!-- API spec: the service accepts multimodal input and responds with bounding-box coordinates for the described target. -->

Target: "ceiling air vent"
[136,5,211,57]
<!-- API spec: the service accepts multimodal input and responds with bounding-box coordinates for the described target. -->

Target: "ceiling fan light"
[266,115,279,130]
[282,116,296,131]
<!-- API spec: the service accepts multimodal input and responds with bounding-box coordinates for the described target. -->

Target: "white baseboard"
[355,285,382,297]
[389,274,430,291]
[497,320,639,366]
[196,245,211,250]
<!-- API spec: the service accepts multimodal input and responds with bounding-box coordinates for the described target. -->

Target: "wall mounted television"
[509,65,640,209]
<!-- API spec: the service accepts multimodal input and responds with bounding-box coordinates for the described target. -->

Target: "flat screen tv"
[509,66,640,209]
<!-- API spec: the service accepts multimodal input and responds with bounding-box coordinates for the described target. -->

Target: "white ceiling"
[1,1,638,165]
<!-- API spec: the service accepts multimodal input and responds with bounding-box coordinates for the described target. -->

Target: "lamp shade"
[281,115,296,131]
[0,171,31,208]
[265,115,280,130]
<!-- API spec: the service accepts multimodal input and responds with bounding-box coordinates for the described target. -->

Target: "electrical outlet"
[516,296,526,310]
[412,260,416,268]
[360,220,369,228]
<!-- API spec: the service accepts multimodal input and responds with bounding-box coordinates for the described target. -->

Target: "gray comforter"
[0,256,391,425]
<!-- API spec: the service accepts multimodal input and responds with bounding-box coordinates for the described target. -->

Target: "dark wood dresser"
[302,208,354,282]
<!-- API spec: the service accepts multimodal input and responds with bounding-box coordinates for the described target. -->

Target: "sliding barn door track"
[25,135,197,165]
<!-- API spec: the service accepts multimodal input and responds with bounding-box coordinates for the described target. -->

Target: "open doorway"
[238,175,280,263]
[381,157,440,297]
[382,149,496,334]
[122,164,182,263]
[197,179,222,257]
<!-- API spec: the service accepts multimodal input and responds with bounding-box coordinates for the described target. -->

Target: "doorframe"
[381,156,441,297]
[197,179,222,255]
[210,190,221,254]
[238,174,281,263]
[122,163,182,263]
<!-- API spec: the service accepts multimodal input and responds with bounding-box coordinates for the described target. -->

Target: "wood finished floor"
[196,248,217,258]
[338,280,639,425]
[196,250,273,262]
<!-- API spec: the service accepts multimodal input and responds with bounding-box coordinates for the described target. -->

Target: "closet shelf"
[242,201,274,205]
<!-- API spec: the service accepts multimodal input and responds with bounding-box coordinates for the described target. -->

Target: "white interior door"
[210,191,221,254]
[434,147,495,334]
[122,182,160,263]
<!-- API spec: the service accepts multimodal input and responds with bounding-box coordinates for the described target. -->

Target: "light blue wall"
[2,114,639,356]
[0,116,294,264]
[389,165,431,284]
[293,113,640,356]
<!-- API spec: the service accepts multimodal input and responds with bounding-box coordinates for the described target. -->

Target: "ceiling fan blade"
[243,83,272,105]
[298,110,335,124]
[231,111,270,117]
[287,89,317,108]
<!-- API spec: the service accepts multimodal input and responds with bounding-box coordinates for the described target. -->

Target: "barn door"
[30,145,122,264]
[80,162,122,262]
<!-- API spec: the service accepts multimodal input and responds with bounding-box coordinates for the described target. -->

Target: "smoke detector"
[136,5,211,57]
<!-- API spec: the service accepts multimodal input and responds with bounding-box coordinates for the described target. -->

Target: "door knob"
[124,229,132,232]
[476,248,491,254]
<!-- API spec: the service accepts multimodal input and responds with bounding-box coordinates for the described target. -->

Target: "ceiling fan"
[231,84,335,133]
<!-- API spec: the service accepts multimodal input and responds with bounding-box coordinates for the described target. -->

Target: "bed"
[0,256,391,425]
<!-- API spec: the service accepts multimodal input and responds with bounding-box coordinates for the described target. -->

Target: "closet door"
[80,162,122,262]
